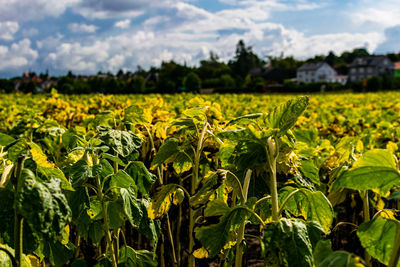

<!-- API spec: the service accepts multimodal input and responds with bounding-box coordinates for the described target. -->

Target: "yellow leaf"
[378,209,397,220]
[193,248,209,259]
[386,141,398,154]
[29,142,54,169]
[27,254,41,267]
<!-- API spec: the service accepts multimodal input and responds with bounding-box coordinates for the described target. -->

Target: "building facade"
[296,62,337,83]
[348,56,394,82]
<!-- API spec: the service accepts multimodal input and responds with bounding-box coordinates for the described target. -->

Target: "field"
[1,91,400,267]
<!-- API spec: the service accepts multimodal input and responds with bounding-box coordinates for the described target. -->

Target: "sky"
[0,0,399,77]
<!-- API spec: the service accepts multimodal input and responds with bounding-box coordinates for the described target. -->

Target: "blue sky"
[0,0,399,77]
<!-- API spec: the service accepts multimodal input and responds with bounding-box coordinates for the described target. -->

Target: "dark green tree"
[183,72,202,92]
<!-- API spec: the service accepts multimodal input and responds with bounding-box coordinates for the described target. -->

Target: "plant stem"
[13,156,25,267]
[96,175,117,267]
[389,222,400,267]
[146,126,177,265]
[188,122,208,267]
[235,169,252,267]
[361,190,371,266]
[267,137,279,222]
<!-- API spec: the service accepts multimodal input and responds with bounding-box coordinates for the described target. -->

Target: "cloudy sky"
[0,0,399,77]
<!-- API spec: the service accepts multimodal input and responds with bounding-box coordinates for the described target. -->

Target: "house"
[249,64,286,83]
[296,62,336,83]
[348,56,394,82]
[394,62,400,79]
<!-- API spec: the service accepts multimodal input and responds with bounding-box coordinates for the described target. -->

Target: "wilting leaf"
[69,160,92,187]
[97,126,142,157]
[120,187,143,228]
[148,184,183,219]
[263,218,313,267]
[16,171,72,239]
[279,187,333,233]
[151,138,180,167]
[126,162,157,196]
[29,142,73,191]
[190,171,225,208]
[119,246,157,267]
[195,200,250,257]
[331,149,400,195]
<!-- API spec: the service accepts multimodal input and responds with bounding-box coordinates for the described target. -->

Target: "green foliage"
[331,149,400,195]
[262,218,313,267]
[97,126,142,157]
[183,72,202,92]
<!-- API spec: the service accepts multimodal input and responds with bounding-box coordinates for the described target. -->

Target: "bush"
[183,72,201,93]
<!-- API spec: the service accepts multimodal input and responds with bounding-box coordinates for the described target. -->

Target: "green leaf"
[279,187,333,233]
[126,162,157,196]
[265,96,309,136]
[313,240,365,267]
[151,138,180,167]
[16,173,72,239]
[118,246,157,267]
[357,216,398,265]
[109,170,136,190]
[0,133,15,146]
[88,221,104,244]
[87,197,103,220]
[225,113,263,127]
[42,239,74,267]
[138,199,160,247]
[124,105,151,125]
[195,200,250,257]
[98,159,114,179]
[262,218,313,267]
[7,139,28,162]
[69,160,92,187]
[331,149,400,195]
[300,160,320,185]
[190,171,225,208]
[102,153,126,167]
[106,200,125,229]
[120,187,143,228]
[148,184,182,219]
[71,260,88,267]
[97,126,142,157]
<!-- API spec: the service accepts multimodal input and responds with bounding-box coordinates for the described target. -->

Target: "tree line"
[1,40,400,94]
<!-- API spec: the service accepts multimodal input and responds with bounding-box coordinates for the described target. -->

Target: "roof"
[349,56,393,68]
[298,62,328,71]
[394,62,400,70]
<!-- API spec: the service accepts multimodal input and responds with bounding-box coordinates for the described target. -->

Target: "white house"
[297,62,337,83]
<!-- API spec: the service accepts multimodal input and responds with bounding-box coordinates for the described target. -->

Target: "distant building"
[296,62,336,83]
[249,64,286,83]
[394,62,400,79]
[348,56,394,82]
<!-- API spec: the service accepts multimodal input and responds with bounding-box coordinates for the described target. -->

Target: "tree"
[228,40,263,79]
[183,72,202,92]
[130,76,146,93]
[219,74,236,92]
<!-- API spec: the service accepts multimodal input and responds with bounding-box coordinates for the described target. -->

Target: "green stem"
[361,190,371,267]
[235,169,252,267]
[188,122,208,267]
[13,156,25,267]
[96,175,117,267]
[267,137,279,222]
[389,222,400,267]
[146,127,177,265]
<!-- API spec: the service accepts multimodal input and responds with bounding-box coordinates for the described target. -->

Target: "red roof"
[395,62,400,70]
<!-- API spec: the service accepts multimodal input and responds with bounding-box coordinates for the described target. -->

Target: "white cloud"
[68,23,98,33]
[0,21,19,40]
[350,0,400,28]
[0,0,79,22]
[375,25,400,53]
[0,39,38,70]
[114,19,131,29]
